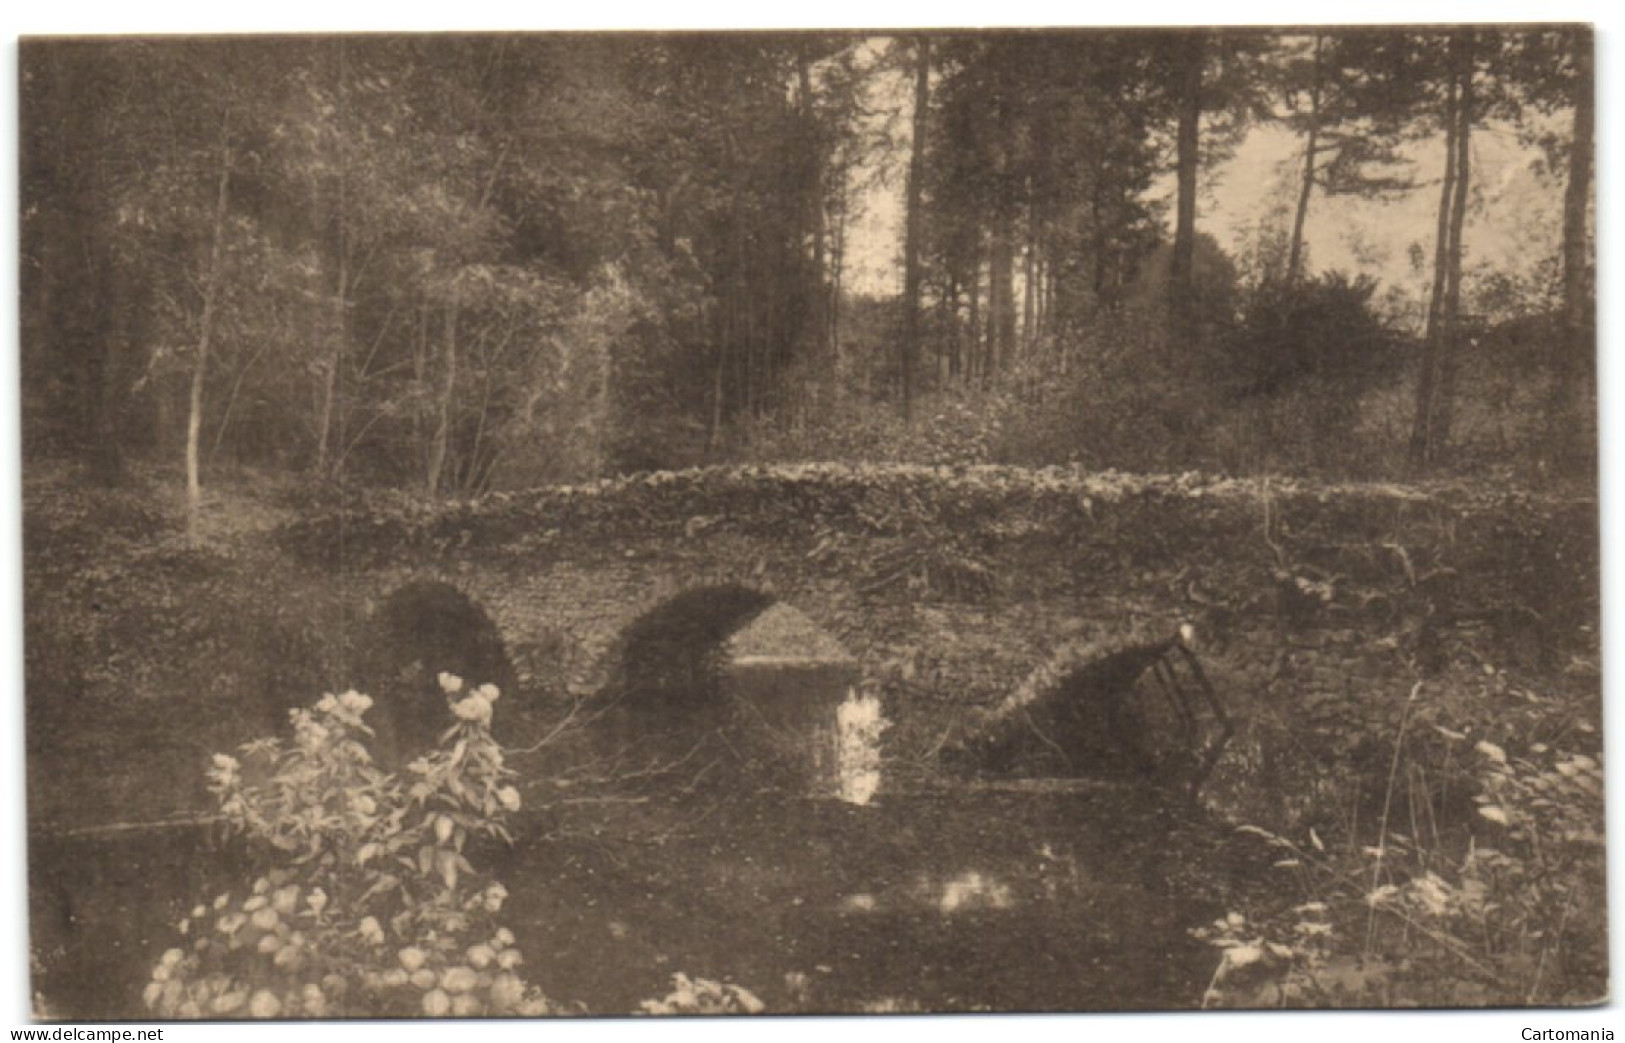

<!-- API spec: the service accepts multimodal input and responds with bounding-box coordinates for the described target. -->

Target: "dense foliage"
[21,28,1593,505]
[1198,708,1605,1007]
[1213,273,1402,472]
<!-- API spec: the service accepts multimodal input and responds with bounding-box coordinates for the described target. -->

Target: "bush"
[639,974,765,1015]
[143,677,552,1018]
[1209,272,1401,474]
[1196,712,1606,1008]
[1224,273,1397,398]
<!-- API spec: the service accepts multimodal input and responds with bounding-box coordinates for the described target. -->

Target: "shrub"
[1210,272,1401,474]
[1223,272,1397,400]
[1196,717,1606,1008]
[144,676,551,1018]
[639,974,765,1015]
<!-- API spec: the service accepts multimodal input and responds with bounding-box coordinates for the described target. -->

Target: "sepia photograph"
[15,20,1604,1023]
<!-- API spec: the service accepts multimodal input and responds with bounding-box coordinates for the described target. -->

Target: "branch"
[208,336,273,465]
[356,300,401,379]
[504,699,584,757]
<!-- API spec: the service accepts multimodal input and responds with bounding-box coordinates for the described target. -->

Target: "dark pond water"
[30,783,1268,1019]
[30,823,231,1020]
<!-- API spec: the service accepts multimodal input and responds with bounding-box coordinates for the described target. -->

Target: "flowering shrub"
[144,675,551,1018]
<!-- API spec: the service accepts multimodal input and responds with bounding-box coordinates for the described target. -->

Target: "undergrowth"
[1196,681,1606,1008]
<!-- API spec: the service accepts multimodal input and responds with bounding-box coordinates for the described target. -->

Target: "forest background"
[14,25,1600,516]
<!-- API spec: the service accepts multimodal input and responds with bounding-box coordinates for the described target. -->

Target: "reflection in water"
[836,689,887,805]
[939,870,1013,912]
[932,871,1014,913]
[840,872,1017,915]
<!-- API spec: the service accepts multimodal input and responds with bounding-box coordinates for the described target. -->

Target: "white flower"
[248,990,282,1018]
[438,672,465,694]
[339,690,373,714]
[452,695,493,726]
[442,966,479,993]
[489,973,524,1011]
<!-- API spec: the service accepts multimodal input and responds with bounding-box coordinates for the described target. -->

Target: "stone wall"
[280,466,1599,821]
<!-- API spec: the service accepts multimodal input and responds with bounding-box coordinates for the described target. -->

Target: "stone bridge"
[26,465,1602,1018]
[281,465,1597,815]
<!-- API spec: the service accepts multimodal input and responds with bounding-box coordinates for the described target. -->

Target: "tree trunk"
[426,297,457,497]
[989,221,1015,376]
[1090,161,1108,304]
[826,157,848,378]
[1432,38,1474,460]
[186,133,234,543]
[1408,60,1460,472]
[1287,34,1323,285]
[900,36,931,424]
[413,299,427,472]
[1022,201,1038,351]
[709,342,727,454]
[313,40,347,477]
[313,224,347,476]
[798,49,827,354]
[829,193,845,370]
[707,300,728,454]
[967,243,982,385]
[1549,28,1594,469]
[1170,31,1205,345]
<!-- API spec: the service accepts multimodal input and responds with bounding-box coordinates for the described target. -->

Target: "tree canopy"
[20,27,1595,508]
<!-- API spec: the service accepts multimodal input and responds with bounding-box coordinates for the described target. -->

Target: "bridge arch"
[609,583,776,719]
[595,584,859,795]
[358,579,517,766]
